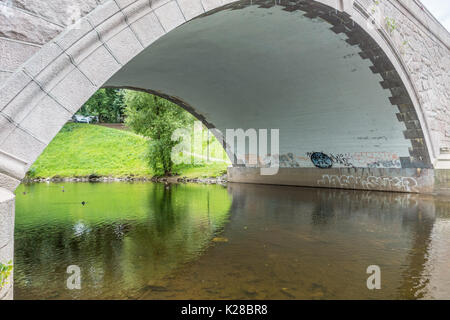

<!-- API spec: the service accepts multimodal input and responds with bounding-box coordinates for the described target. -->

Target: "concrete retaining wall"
[228,167,438,193]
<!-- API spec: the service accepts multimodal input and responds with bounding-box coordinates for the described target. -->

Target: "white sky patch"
[422,0,450,31]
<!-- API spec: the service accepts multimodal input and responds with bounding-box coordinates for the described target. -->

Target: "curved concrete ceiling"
[106,4,411,169]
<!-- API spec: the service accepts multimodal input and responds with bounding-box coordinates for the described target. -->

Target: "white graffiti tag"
[317,175,419,192]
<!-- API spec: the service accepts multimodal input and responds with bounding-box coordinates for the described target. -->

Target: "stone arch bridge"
[0,0,449,299]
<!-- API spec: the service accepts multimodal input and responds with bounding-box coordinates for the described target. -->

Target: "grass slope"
[29,123,228,179]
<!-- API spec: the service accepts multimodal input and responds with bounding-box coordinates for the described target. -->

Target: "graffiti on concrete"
[352,152,401,168]
[280,153,300,168]
[317,174,419,193]
[307,152,354,168]
[367,160,402,168]
[279,152,402,169]
[328,153,354,167]
[309,152,333,169]
[306,151,401,169]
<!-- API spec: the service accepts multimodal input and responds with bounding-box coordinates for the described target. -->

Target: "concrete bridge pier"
[0,187,14,300]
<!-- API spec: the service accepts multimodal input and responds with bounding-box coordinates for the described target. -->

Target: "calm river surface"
[14,182,450,300]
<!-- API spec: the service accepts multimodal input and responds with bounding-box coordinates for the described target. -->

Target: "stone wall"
[363,0,450,165]
[0,0,104,83]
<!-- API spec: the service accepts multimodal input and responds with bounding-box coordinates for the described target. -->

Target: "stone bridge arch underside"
[0,0,449,300]
[0,0,449,196]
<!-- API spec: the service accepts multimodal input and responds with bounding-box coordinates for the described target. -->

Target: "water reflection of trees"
[14,183,231,299]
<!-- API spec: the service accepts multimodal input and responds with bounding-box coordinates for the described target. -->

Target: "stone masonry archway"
[0,0,449,299]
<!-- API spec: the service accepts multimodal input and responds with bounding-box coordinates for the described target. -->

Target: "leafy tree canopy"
[79,88,125,123]
[124,90,195,175]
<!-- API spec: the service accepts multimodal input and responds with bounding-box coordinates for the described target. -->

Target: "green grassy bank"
[27,123,229,179]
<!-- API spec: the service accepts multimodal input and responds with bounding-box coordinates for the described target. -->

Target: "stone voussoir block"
[106,27,144,65]
[154,1,186,32]
[23,42,64,79]
[151,0,173,11]
[114,0,139,9]
[129,11,166,47]
[1,77,47,125]
[0,71,33,112]
[177,0,206,21]
[0,114,15,146]
[86,0,120,28]
[121,0,153,25]
[77,45,122,86]
[0,126,47,165]
[50,68,98,114]
[55,18,94,52]
[201,0,225,12]
[19,95,72,144]
[64,29,103,65]
[33,53,76,93]
[92,11,128,44]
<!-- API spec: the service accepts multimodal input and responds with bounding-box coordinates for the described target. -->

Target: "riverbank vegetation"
[27,123,229,180]
[27,89,231,180]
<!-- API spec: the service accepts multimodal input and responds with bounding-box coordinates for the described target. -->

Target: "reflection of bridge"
[0,0,449,299]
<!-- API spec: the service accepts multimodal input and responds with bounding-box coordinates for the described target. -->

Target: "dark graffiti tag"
[310,152,333,169]
[280,153,300,168]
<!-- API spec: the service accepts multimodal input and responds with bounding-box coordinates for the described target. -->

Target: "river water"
[14,182,450,300]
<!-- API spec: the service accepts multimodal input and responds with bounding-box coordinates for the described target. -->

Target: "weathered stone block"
[122,0,152,24]
[202,0,224,12]
[150,0,172,10]
[93,11,127,43]
[0,39,40,72]
[0,71,12,85]
[55,18,93,51]
[177,0,205,21]
[0,71,32,111]
[78,45,121,86]
[0,114,15,145]
[64,29,101,65]
[154,1,186,32]
[115,0,137,9]
[12,0,102,27]
[50,68,98,114]
[0,126,47,165]
[87,0,120,27]
[1,79,45,124]
[0,150,28,182]
[130,11,165,47]
[0,8,62,45]
[20,95,72,144]
[23,42,63,78]
[33,53,75,93]
[106,27,143,65]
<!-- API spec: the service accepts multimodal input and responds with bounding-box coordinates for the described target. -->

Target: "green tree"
[124,91,194,176]
[79,88,125,123]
